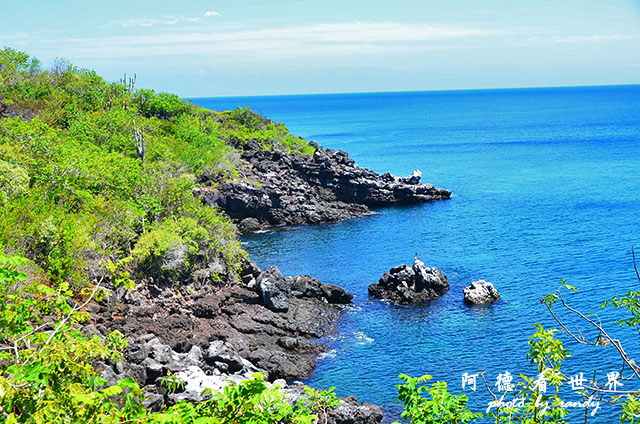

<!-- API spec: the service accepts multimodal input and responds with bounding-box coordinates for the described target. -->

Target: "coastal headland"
[0,49,451,423]
[197,137,450,233]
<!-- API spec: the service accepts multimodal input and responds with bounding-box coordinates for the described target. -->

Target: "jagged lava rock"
[99,332,381,422]
[196,140,451,232]
[99,261,354,383]
[258,266,291,312]
[463,280,501,305]
[368,256,449,305]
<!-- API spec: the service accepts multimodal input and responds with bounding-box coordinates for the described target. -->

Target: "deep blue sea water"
[192,86,640,422]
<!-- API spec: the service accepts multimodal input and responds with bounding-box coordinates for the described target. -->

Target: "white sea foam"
[354,331,374,344]
[318,349,337,359]
[347,304,363,313]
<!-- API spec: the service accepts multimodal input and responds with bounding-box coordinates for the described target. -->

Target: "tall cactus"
[132,119,146,163]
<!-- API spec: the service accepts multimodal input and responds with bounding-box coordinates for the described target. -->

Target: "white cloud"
[204,11,220,17]
[91,21,500,46]
[110,14,206,27]
[553,34,638,44]
[0,31,31,42]
[113,16,179,27]
[39,21,506,60]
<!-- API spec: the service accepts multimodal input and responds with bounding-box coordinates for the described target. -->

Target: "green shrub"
[0,48,41,95]
[131,212,244,282]
[0,160,28,205]
[394,374,482,424]
[170,114,238,175]
[132,222,184,268]
[137,91,187,119]
[219,107,315,155]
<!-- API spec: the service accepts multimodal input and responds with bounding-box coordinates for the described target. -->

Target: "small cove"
[193,85,640,422]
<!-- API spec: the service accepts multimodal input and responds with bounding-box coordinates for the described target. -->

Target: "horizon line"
[185,82,640,100]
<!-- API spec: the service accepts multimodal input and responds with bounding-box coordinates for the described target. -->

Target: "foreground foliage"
[394,374,481,424]
[0,253,339,423]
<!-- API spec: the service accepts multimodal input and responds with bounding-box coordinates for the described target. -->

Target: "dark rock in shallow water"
[196,139,450,232]
[368,256,449,305]
[238,217,263,233]
[463,280,500,305]
[321,283,354,304]
[413,258,449,295]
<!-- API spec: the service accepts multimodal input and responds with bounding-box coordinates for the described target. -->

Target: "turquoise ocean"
[192,85,640,422]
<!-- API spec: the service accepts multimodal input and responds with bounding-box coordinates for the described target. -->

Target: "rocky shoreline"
[92,138,451,422]
[90,260,382,422]
[2,62,453,423]
[196,139,451,233]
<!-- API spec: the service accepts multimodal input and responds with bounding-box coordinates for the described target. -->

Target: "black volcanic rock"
[92,259,381,423]
[368,256,449,305]
[98,261,353,383]
[196,140,450,232]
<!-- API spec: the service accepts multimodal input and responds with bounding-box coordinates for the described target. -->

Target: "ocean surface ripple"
[194,86,640,422]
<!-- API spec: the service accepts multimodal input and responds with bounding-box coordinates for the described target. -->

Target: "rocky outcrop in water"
[368,256,449,305]
[196,140,451,232]
[463,280,500,305]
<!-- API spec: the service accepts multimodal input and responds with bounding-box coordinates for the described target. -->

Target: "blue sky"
[2,0,640,96]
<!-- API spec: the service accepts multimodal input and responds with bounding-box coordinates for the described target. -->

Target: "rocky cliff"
[197,139,451,232]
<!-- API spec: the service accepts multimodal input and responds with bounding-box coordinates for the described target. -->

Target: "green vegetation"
[218,107,315,155]
[0,47,319,291]
[0,45,338,423]
[0,46,325,422]
[394,374,482,424]
[2,46,639,423]
[0,253,339,423]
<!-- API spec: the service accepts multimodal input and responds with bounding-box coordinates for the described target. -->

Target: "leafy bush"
[219,107,315,155]
[394,374,482,424]
[137,90,187,119]
[171,114,239,175]
[0,48,41,95]
[0,160,28,205]
[131,220,189,271]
